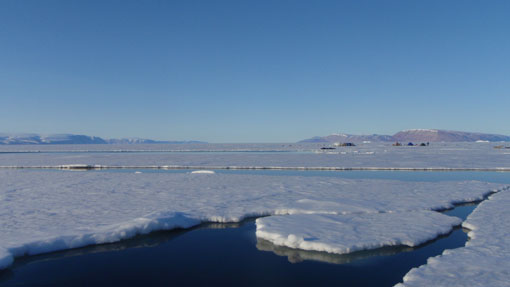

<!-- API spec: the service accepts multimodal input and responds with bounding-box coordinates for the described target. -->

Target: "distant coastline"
[2,129,509,145]
[0,133,206,145]
[300,129,510,143]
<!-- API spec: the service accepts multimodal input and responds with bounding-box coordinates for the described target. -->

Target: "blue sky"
[1,0,509,142]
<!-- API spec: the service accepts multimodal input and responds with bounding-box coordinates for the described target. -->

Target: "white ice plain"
[0,169,506,272]
[396,188,510,287]
[255,211,462,255]
[0,142,509,170]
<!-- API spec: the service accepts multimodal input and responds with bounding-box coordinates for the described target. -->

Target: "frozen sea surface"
[0,169,505,270]
[0,142,509,169]
[256,211,462,254]
[397,188,510,287]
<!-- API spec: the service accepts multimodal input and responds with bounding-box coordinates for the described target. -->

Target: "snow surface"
[256,211,462,255]
[0,169,505,270]
[402,129,438,133]
[396,188,510,287]
[0,142,509,169]
[190,170,216,174]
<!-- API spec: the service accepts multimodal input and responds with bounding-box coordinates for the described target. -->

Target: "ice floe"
[397,187,510,287]
[0,170,505,270]
[256,211,462,255]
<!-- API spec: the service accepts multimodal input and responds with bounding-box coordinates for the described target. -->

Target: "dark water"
[0,204,476,287]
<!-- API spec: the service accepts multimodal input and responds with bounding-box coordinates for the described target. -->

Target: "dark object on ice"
[320,147,336,150]
[420,143,427,146]
[392,142,402,146]
[407,142,414,146]
[58,164,98,170]
[495,145,510,149]
[340,143,356,147]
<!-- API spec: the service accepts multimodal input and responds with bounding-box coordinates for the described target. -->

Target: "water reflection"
[256,238,414,264]
[1,221,246,276]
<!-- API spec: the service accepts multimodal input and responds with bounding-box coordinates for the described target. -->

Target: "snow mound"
[397,187,510,287]
[256,211,462,255]
[191,170,215,174]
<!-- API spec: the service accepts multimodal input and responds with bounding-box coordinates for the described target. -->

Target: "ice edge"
[1,185,508,271]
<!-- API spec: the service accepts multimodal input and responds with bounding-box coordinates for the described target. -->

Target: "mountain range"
[300,129,510,143]
[0,133,206,145]
[1,129,508,144]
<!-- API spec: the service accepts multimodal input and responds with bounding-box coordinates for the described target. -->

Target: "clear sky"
[1,0,509,142]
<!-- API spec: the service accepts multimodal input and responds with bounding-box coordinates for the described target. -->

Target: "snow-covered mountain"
[0,133,205,145]
[392,129,510,142]
[106,138,206,144]
[0,134,107,145]
[300,129,510,143]
[300,134,393,143]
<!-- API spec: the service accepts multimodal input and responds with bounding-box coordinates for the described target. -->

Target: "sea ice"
[0,142,509,170]
[396,188,510,287]
[0,170,505,270]
[256,211,462,255]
